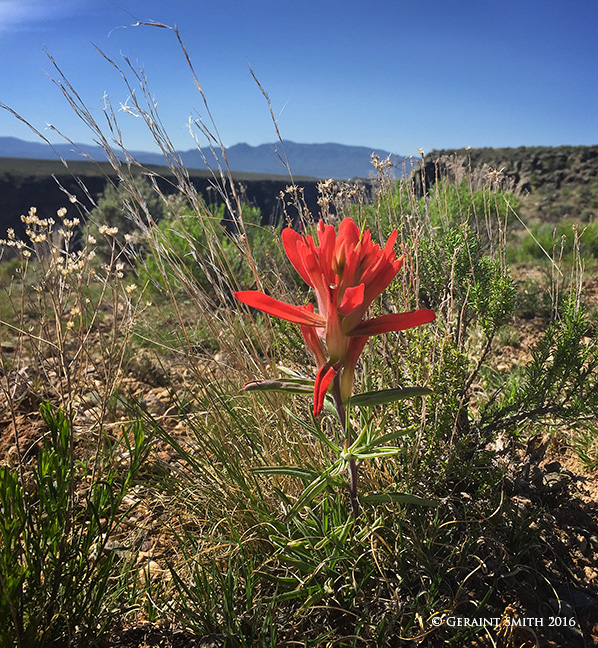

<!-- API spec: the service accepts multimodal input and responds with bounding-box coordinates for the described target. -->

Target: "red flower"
[235,218,435,415]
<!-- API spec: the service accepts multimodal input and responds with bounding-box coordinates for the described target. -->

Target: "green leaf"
[276,365,308,379]
[242,379,314,395]
[349,386,433,407]
[364,428,412,447]
[283,406,341,453]
[314,518,353,548]
[264,584,322,603]
[251,466,319,481]
[278,554,315,573]
[254,571,299,588]
[353,446,403,460]
[284,459,344,520]
[361,492,438,506]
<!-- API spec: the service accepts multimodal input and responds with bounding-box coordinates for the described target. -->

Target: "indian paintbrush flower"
[234,218,435,415]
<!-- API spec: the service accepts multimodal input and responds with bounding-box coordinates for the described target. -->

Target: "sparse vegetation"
[1,28,597,648]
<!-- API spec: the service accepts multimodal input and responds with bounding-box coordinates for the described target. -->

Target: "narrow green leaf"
[347,428,412,456]
[251,466,318,481]
[243,379,314,395]
[314,517,353,548]
[353,447,403,459]
[284,475,330,521]
[265,585,322,603]
[278,555,315,573]
[254,571,300,588]
[283,406,341,453]
[284,459,343,520]
[361,492,438,506]
[276,365,308,379]
[365,428,413,447]
[349,386,433,407]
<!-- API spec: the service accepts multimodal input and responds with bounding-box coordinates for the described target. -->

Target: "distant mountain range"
[0,136,414,180]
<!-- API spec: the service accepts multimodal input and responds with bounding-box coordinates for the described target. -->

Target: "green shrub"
[422,179,519,238]
[516,219,598,263]
[136,202,291,301]
[0,404,150,647]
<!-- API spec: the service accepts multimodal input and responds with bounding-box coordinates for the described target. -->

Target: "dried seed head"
[98,225,119,236]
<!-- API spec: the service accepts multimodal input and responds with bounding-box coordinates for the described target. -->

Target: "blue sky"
[0,0,597,157]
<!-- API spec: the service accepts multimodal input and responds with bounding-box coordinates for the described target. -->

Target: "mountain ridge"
[0,136,414,179]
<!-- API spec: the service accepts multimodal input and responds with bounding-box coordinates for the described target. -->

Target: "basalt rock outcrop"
[411,145,598,196]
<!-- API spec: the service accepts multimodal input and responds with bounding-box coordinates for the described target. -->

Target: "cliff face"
[409,145,598,224]
[413,145,598,194]
[0,159,323,239]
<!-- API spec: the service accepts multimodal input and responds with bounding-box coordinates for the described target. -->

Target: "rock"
[103,539,131,559]
[548,598,584,641]
[140,387,171,415]
[542,470,570,493]
[576,534,589,556]
[511,495,532,519]
[138,560,164,583]
[79,390,103,409]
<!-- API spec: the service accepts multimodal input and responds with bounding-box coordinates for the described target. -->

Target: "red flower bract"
[234,218,435,415]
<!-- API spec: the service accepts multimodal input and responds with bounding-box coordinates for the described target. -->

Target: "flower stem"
[333,375,359,518]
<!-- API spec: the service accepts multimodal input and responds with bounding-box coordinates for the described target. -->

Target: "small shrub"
[0,404,150,647]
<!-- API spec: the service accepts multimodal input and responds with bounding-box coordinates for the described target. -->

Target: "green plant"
[0,404,150,647]
[0,206,142,429]
[480,294,598,438]
[136,201,287,302]
[235,218,436,517]
[571,420,598,469]
[0,205,150,646]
